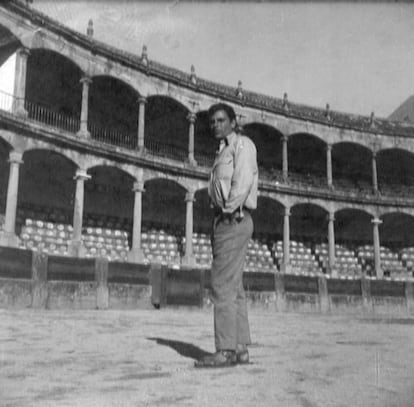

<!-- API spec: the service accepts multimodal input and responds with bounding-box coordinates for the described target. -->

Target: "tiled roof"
[5,1,414,138]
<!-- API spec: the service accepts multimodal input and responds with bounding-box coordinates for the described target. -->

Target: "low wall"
[0,246,413,315]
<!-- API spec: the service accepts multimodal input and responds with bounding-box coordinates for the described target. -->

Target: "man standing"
[195,103,258,368]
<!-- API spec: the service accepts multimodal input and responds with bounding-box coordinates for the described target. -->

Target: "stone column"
[77,76,92,137]
[137,96,146,151]
[372,217,383,278]
[0,151,23,247]
[282,135,288,182]
[187,112,197,166]
[326,144,333,188]
[372,151,378,194]
[127,180,146,263]
[327,211,337,277]
[68,169,90,257]
[281,206,291,273]
[13,47,30,117]
[181,190,196,268]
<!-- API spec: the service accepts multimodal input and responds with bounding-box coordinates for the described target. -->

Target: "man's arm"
[222,137,257,214]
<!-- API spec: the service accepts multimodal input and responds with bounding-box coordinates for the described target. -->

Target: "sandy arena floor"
[1,308,413,407]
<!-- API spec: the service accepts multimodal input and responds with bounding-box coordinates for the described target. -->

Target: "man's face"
[209,110,236,140]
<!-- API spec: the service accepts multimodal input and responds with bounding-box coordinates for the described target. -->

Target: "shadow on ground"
[147,337,212,360]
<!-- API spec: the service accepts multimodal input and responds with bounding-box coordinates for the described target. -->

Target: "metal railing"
[144,138,188,162]
[25,99,80,133]
[194,151,215,167]
[0,90,14,113]
[88,122,137,150]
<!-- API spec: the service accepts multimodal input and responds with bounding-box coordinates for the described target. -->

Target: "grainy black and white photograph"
[0,0,414,406]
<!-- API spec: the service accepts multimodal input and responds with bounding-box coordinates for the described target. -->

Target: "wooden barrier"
[0,246,413,314]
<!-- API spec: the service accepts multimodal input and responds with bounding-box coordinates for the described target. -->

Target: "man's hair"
[207,103,237,122]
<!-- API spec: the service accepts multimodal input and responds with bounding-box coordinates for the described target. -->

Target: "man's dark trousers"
[211,211,253,351]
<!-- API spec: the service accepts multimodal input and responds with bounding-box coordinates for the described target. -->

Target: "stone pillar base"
[15,107,28,117]
[375,268,384,279]
[127,248,146,264]
[76,129,91,138]
[327,265,338,278]
[280,263,291,274]
[68,240,86,257]
[185,158,197,167]
[0,231,20,248]
[181,254,197,269]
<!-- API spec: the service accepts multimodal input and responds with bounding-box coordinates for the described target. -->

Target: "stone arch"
[380,212,414,248]
[145,95,190,162]
[252,196,284,240]
[142,178,187,234]
[18,149,78,228]
[84,165,135,237]
[290,203,328,242]
[288,132,327,183]
[83,156,139,181]
[26,48,83,123]
[243,122,284,175]
[331,142,372,191]
[143,172,189,191]
[88,75,140,149]
[23,144,81,168]
[334,208,373,246]
[376,148,414,194]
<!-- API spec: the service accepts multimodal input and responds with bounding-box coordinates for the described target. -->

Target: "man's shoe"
[194,350,237,368]
[236,349,249,364]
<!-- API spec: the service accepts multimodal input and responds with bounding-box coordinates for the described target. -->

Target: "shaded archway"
[142,178,186,234]
[194,110,215,167]
[145,96,189,161]
[26,49,83,129]
[252,196,284,240]
[332,142,372,192]
[377,149,414,196]
[288,133,326,185]
[243,123,283,179]
[84,166,135,231]
[335,209,372,245]
[290,203,328,242]
[88,76,139,149]
[18,149,77,228]
[380,212,414,247]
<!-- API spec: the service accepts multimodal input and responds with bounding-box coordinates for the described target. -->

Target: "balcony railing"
[1,90,414,202]
[144,138,188,162]
[25,100,80,134]
[0,90,14,112]
[88,122,137,150]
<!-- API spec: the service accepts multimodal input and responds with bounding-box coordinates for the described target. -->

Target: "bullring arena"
[0,2,413,406]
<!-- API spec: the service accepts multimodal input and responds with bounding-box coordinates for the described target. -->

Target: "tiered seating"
[19,218,70,256]
[244,239,276,273]
[399,247,414,275]
[314,243,362,277]
[82,226,129,261]
[191,232,212,269]
[141,228,181,267]
[357,245,409,278]
[272,240,321,274]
